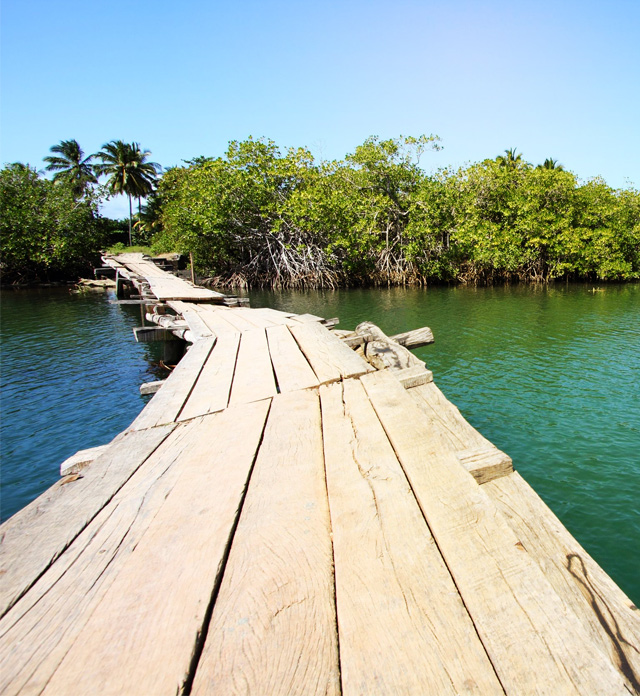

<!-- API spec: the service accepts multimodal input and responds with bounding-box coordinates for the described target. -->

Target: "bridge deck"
[1,262,639,695]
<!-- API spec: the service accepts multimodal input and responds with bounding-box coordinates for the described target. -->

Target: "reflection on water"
[250,283,640,604]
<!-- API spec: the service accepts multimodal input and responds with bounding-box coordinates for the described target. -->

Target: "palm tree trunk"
[128,194,133,246]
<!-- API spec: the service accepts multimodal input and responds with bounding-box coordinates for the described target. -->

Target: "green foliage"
[44,139,97,198]
[0,163,104,283]
[148,136,640,288]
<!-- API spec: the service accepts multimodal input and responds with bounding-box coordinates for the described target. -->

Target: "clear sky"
[1,0,639,218]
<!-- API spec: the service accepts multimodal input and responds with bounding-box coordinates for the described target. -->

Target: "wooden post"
[189,251,196,285]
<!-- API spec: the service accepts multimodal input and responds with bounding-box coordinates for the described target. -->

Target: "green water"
[249,283,640,604]
[1,283,638,605]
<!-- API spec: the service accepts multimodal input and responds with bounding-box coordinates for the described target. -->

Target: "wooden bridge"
[1,255,639,695]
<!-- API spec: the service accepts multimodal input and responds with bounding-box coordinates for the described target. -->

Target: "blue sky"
[1,0,639,218]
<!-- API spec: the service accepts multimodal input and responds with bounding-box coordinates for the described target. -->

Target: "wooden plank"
[0,402,271,696]
[320,380,504,694]
[225,307,278,328]
[484,471,640,693]
[266,324,319,392]
[250,307,304,326]
[129,338,215,430]
[178,331,241,420]
[0,425,175,617]
[409,381,513,483]
[59,443,110,475]
[229,328,278,405]
[193,305,246,335]
[191,390,340,695]
[360,369,629,695]
[289,321,373,384]
[394,364,433,389]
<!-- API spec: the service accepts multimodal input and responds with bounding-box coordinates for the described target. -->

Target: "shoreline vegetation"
[1,135,638,288]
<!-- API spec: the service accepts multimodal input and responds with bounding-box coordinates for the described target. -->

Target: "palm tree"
[496,148,523,170]
[95,141,161,245]
[540,158,564,171]
[44,139,97,198]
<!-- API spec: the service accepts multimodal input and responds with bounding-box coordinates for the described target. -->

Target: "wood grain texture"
[320,380,504,695]
[250,307,304,326]
[290,321,373,384]
[266,324,319,392]
[0,425,175,618]
[178,331,241,420]
[0,402,271,696]
[194,306,248,335]
[229,328,278,405]
[129,338,215,430]
[409,381,512,483]
[484,471,640,693]
[59,443,110,475]
[361,369,629,695]
[191,390,340,696]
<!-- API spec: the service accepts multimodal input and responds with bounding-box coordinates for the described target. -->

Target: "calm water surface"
[1,283,638,604]
[0,287,166,522]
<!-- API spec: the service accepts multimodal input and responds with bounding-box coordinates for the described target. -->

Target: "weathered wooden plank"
[360,369,629,695]
[0,402,271,696]
[200,306,259,332]
[250,307,304,326]
[129,338,215,430]
[229,328,278,405]
[289,320,373,384]
[59,443,110,476]
[191,390,340,695]
[409,381,513,483]
[484,471,640,693]
[393,364,434,389]
[178,331,241,420]
[225,307,278,328]
[0,425,175,618]
[193,305,246,335]
[266,324,319,392]
[320,380,504,695]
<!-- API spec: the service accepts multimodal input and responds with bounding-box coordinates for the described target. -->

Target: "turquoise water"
[1,283,638,605]
[0,287,167,522]
[249,283,640,604]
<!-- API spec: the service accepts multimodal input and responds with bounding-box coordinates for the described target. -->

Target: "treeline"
[153,136,640,287]
[2,135,639,287]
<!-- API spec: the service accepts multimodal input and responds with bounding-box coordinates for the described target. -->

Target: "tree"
[496,148,524,170]
[539,158,564,171]
[0,163,103,283]
[43,139,97,198]
[95,140,161,244]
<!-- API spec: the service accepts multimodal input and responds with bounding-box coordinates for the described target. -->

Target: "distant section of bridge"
[1,254,639,695]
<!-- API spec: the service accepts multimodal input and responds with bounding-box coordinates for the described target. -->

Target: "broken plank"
[360,369,629,695]
[484,471,640,693]
[320,380,503,695]
[0,402,271,696]
[289,321,373,384]
[59,443,110,476]
[0,425,175,618]
[178,331,241,420]
[229,328,277,405]
[191,390,340,695]
[266,324,319,393]
[129,338,215,430]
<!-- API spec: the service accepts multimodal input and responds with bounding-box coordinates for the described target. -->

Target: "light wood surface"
[266,324,319,392]
[320,380,504,695]
[0,425,174,617]
[361,369,629,695]
[130,338,215,429]
[0,402,271,696]
[178,331,241,420]
[192,391,340,695]
[229,328,278,405]
[484,471,640,694]
[290,321,373,384]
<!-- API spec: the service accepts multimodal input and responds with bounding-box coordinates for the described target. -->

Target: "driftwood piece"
[391,326,434,348]
[354,322,429,381]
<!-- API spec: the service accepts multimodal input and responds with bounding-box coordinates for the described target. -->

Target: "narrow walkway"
[1,258,639,695]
